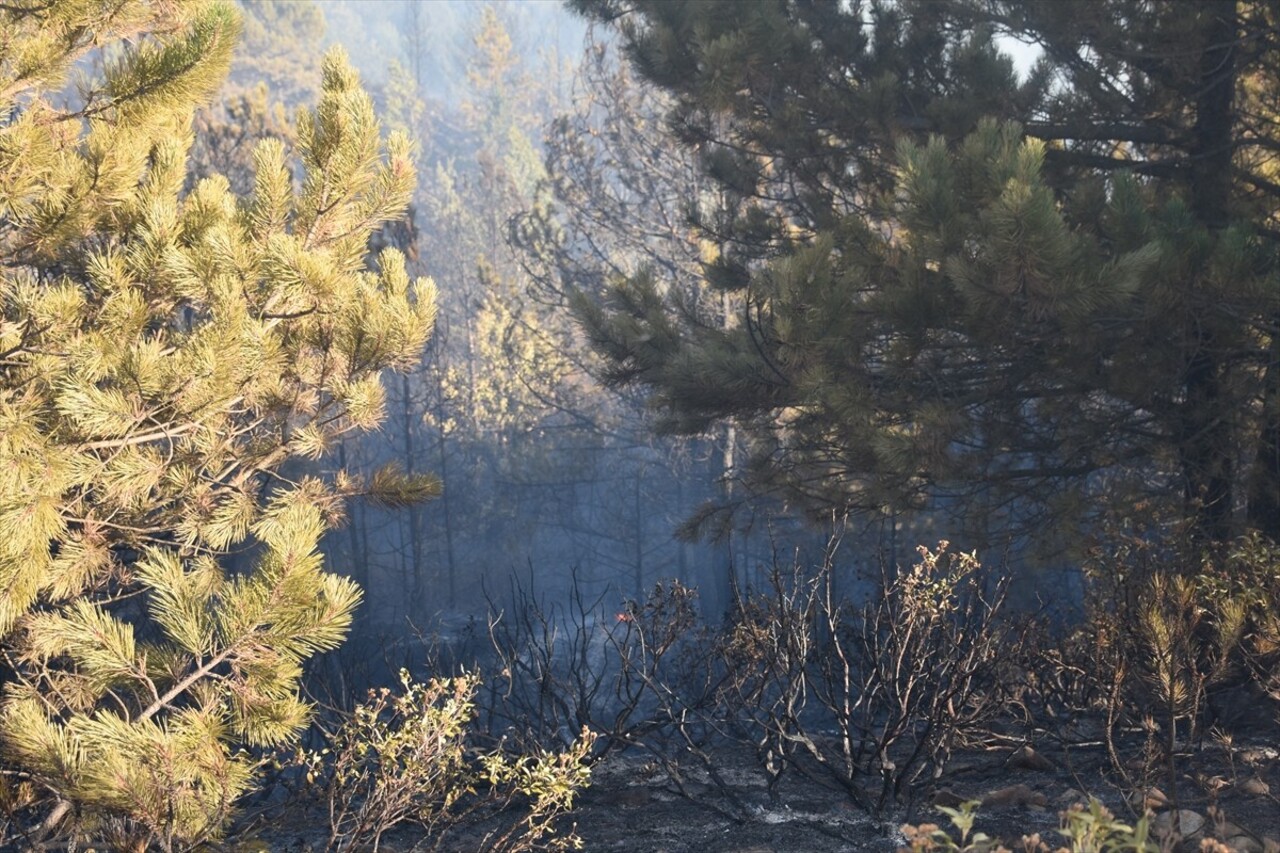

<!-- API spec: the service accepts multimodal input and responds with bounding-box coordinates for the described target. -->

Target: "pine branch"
[78,422,199,452]
[137,646,236,724]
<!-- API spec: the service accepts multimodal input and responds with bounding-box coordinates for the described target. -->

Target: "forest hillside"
[0,1,1278,851]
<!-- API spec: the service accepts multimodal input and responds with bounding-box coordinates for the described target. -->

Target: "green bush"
[900,799,1158,853]
[301,670,596,853]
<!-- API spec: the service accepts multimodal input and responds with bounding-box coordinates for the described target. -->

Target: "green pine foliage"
[569,117,1166,529]
[1,0,437,846]
[568,0,1280,550]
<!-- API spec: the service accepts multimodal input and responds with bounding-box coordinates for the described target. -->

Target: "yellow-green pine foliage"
[0,0,437,844]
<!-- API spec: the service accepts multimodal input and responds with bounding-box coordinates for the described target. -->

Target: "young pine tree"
[569,0,1280,553]
[0,1,437,847]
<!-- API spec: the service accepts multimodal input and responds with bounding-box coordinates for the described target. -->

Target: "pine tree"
[186,0,326,196]
[230,0,327,109]
[568,0,1280,552]
[188,81,294,195]
[0,1,436,846]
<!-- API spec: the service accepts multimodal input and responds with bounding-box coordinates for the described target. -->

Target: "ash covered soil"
[255,729,1280,852]
[555,734,1280,853]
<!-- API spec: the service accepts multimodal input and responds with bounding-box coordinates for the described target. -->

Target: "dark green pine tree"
[0,1,437,846]
[568,0,1280,552]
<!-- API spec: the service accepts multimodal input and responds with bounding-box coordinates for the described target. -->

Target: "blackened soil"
[243,727,1280,852]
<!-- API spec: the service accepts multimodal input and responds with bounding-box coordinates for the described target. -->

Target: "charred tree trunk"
[432,357,459,610]
[1246,326,1280,539]
[402,373,425,608]
[1181,0,1238,550]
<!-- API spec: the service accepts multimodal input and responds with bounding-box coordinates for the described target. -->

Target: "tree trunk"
[633,468,644,600]
[433,360,459,609]
[1246,325,1280,539]
[1181,0,1238,549]
[402,373,425,609]
[338,441,370,592]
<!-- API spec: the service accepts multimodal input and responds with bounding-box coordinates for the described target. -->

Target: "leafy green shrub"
[301,670,595,852]
[900,799,1158,853]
